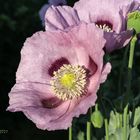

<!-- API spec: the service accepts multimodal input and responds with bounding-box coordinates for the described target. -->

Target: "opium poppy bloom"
[45,1,140,52]
[74,0,140,52]
[7,23,111,130]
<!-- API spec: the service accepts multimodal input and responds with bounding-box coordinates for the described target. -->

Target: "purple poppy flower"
[44,0,140,52]
[74,0,140,52]
[7,22,111,130]
[39,0,67,25]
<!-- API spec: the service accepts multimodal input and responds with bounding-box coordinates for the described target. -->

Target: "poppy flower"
[74,0,140,52]
[45,1,139,52]
[39,0,67,25]
[7,23,111,130]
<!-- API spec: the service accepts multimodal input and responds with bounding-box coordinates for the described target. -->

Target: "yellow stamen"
[50,64,87,101]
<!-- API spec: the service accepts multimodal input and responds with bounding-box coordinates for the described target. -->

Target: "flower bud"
[127,10,140,34]
[91,105,104,128]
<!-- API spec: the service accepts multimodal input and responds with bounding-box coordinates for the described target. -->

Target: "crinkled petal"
[104,29,134,52]
[70,23,106,54]
[39,0,67,26]
[45,6,80,31]
[16,29,90,83]
[7,82,73,130]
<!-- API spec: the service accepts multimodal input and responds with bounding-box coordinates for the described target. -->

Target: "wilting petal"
[45,6,80,31]
[104,29,134,52]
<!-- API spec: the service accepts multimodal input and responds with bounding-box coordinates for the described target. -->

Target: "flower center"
[95,20,113,32]
[60,73,75,88]
[51,64,87,101]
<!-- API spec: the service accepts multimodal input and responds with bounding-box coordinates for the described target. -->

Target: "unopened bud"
[127,10,140,34]
[91,105,104,128]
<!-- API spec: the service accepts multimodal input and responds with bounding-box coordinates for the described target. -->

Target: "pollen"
[50,64,87,101]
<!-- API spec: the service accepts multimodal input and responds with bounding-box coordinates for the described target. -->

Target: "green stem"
[123,35,137,140]
[95,104,98,111]
[123,104,128,140]
[119,114,123,129]
[87,108,92,140]
[69,126,72,140]
[87,122,91,140]
[124,36,137,103]
[105,119,109,140]
[128,36,137,69]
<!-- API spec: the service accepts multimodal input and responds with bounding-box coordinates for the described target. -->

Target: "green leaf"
[108,110,131,140]
[129,127,140,140]
[133,107,140,126]
[108,111,122,135]
[109,127,130,140]
[77,131,85,140]
[109,129,122,140]
[127,10,140,34]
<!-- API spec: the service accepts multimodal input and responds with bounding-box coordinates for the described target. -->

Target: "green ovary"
[60,73,76,89]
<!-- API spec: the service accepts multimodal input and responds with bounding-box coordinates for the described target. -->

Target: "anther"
[50,64,87,101]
